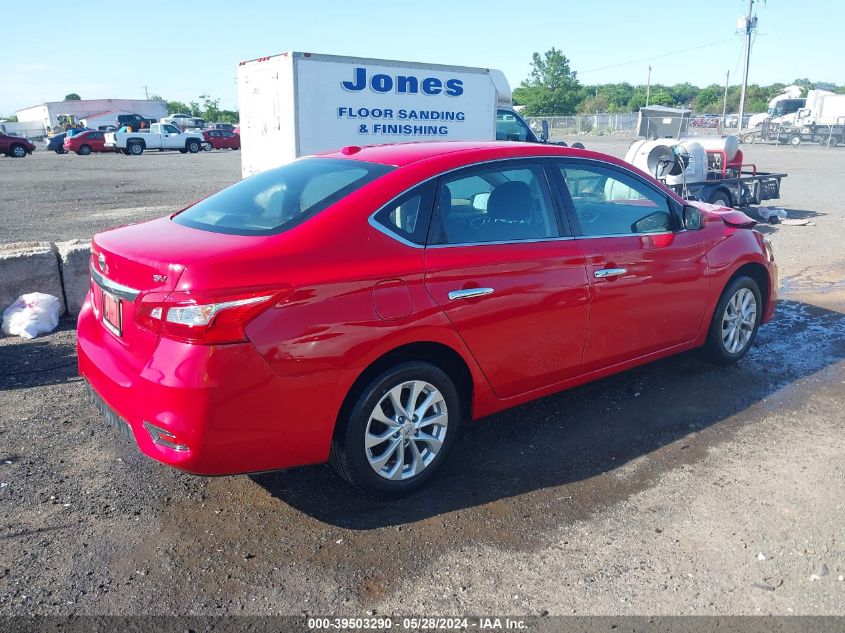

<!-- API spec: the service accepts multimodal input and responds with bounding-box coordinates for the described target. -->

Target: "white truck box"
[237,52,541,178]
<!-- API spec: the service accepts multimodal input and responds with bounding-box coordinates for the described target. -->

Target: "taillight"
[136,288,289,344]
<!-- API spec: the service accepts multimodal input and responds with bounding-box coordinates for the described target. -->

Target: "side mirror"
[540,120,550,143]
[683,205,706,230]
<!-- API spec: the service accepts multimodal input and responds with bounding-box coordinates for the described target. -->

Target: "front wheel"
[789,135,802,146]
[701,276,762,365]
[330,362,461,495]
[9,144,27,158]
[202,142,213,151]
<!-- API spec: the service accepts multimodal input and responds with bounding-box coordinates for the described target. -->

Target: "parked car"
[79,141,777,494]
[205,122,235,133]
[200,128,240,150]
[64,130,110,155]
[1,132,36,157]
[116,113,157,130]
[46,133,69,154]
[161,114,205,129]
[104,123,204,155]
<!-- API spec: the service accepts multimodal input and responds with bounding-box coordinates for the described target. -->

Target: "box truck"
[237,52,550,177]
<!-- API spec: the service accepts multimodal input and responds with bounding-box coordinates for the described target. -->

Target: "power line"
[579,38,738,74]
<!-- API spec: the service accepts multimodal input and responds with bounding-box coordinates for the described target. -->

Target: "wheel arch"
[332,341,475,442]
[727,261,771,316]
[127,137,146,147]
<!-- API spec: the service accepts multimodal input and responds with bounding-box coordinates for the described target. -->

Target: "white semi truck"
[237,52,555,177]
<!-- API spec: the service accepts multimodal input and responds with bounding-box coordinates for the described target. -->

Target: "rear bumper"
[77,293,344,475]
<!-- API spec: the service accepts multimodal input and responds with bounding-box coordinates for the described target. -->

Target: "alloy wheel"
[721,287,757,354]
[364,380,448,481]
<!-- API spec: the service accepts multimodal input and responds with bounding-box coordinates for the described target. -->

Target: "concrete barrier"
[55,239,92,316]
[0,242,66,314]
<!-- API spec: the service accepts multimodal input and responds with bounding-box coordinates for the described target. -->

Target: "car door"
[552,159,709,371]
[424,159,590,399]
[162,124,182,149]
[89,131,104,151]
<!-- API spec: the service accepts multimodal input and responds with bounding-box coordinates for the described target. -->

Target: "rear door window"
[173,158,393,235]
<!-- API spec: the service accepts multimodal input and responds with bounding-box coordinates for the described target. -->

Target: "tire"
[701,276,762,365]
[709,190,732,207]
[128,142,143,155]
[741,133,755,144]
[9,144,27,158]
[202,142,213,151]
[187,140,200,153]
[330,361,461,495]
[789,135,802,146]
[233,145,240,151]
[79,144,92,155]
[55,149,66,154]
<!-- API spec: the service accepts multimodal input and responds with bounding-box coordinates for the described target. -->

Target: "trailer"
[666,167,786,208]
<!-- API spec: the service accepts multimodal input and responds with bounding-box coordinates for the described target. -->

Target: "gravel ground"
[0,139,843,617]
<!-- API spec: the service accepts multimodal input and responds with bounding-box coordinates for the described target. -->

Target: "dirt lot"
[1,141,844,617]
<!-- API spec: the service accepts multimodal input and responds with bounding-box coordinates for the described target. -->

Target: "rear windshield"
[173,158,394,235]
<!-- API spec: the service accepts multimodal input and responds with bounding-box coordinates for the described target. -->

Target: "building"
[15,98,168,135]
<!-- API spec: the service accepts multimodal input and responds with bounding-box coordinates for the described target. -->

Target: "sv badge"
[153,274,168,283]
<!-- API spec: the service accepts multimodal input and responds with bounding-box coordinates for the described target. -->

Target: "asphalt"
[0,138,843,617]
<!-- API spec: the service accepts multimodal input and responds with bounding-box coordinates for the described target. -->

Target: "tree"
[514,48,582,116]
[166,100,191,115]
[64,93,81,101]
[578,95,609,114]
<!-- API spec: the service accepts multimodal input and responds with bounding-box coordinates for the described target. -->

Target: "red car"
[1,132,36,157]
[200,129,240,150]
[78,142,777,493]
[64,130,109,155]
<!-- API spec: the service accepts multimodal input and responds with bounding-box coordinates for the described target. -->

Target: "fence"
[525,113,640,139]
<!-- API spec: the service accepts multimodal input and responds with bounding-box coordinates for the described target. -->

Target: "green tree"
[199,94,221,122]
[64,93,81,101]
[578,94,609,114]
[695,84,725,112]
[166,100,191,115]
[514,48,582,115]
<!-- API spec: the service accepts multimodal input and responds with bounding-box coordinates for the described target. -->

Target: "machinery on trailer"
[625,135,786,208]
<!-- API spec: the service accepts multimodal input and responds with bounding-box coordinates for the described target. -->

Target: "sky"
[1,0,841,116]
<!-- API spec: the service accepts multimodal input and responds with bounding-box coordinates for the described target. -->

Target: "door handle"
[448,287,494,301]
[594,267,628,278]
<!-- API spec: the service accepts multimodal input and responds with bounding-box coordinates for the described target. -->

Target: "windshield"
[173,158,394,235]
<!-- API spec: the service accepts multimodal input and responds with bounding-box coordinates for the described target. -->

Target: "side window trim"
[370,182,436,248]
[426,158,565,247]
[552,158,678,237]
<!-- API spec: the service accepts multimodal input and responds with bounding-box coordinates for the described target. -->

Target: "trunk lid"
[90,217,272,362]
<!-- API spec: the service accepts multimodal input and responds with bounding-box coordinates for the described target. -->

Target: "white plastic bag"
[2,293,62,339]
[756,207,788,223]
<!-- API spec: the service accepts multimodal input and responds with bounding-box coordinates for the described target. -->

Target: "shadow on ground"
[253,299,845,529]
[0,317,78,390]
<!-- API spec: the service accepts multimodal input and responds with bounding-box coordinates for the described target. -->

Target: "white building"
[15,98,168,134]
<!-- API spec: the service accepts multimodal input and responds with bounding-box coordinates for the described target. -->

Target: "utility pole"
[737,0,756,134]
[646,65,652,107]
[722,70,730,126]
[144,85,149,99]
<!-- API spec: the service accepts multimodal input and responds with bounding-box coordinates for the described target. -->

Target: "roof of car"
[319,141,609,168]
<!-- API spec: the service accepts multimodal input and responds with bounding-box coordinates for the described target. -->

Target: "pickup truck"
[104,123,204,155]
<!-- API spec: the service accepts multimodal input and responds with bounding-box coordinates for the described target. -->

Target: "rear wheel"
[78,144,92,155]
[187,140,200,153]
[701,276,762,365]
[128,142,143,155]
[330,362,461,495]
[789,135,802,146]
[709,190,732,207]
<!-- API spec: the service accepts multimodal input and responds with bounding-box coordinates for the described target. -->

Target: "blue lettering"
[422,77,442,95]
[396,76,419,94]
[445,78,464,97]
[342,67,367,92]
[371,74,393,93]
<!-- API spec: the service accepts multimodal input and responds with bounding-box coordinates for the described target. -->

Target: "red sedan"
[78,142,777,493]
[64,130,109,155]
[200,129,240,150]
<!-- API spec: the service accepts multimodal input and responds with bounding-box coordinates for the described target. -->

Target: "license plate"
[102,290,122,336]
